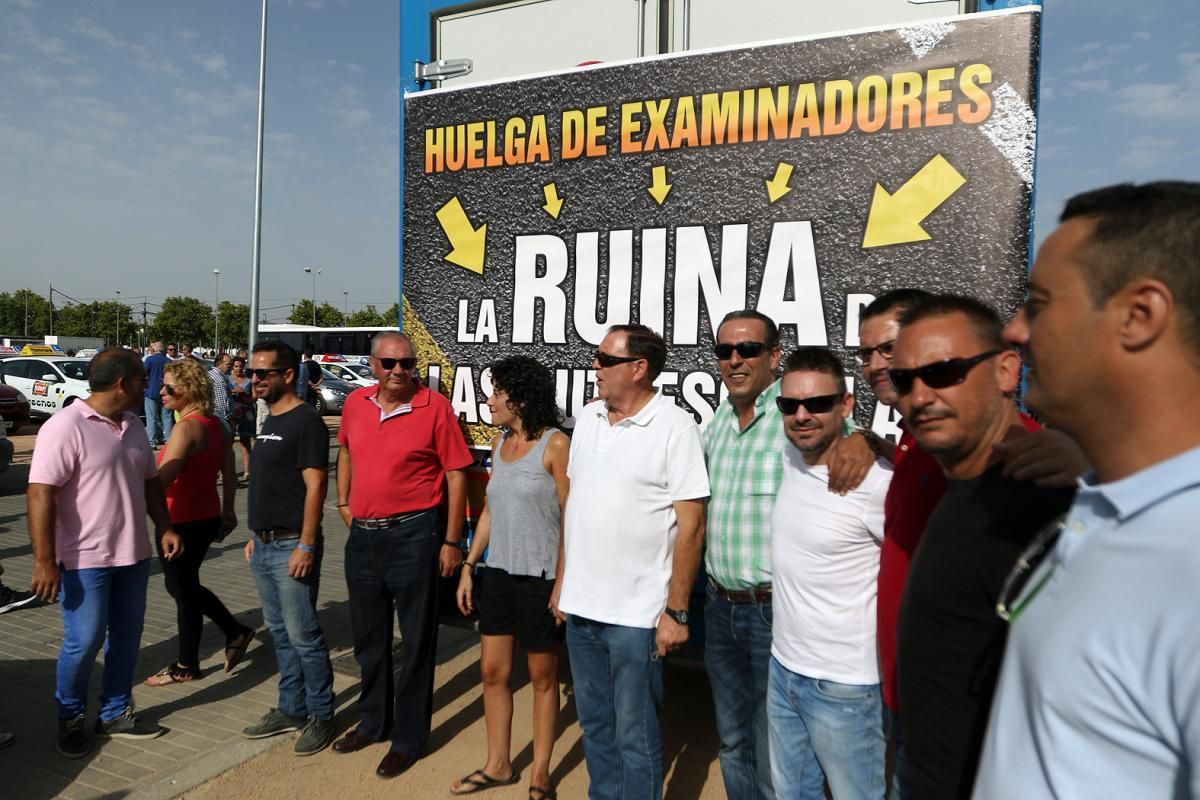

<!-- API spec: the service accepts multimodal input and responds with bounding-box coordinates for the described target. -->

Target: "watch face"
[669,609,689,624]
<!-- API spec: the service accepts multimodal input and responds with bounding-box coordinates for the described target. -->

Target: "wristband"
[336,503,349,508]
[442,541,462,548]
[463,562,477,570]
[296,543,315,554]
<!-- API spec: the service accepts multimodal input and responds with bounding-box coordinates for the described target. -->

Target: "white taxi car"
[321,362,376,387]
[0,356,91,419]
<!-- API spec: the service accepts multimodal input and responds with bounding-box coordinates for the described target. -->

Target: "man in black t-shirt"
[240,341,336,757]
[889,296,1075,800]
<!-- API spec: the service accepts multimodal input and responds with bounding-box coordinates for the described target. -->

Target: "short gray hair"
[370,331,412,356]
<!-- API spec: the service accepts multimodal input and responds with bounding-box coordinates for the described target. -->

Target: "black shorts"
[476,567,564,650]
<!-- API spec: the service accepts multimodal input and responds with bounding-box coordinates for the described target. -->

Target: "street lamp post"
[115,291,121,346]
[213,268,221,354]
[343,290,348,319]
[303,267,322,326]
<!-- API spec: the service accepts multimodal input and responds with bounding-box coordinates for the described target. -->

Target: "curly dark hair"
[488,355,561,440]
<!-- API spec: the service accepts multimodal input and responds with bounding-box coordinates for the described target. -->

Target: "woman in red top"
[145,359,254,685]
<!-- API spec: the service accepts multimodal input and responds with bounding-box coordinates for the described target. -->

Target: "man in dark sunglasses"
[330,331,473,778]
[701,309,850,800]
[976,182,1200,799]
[241,341,337,755]
[767,346,893,799]
[888,294,1074,800]
[558,324,709,800]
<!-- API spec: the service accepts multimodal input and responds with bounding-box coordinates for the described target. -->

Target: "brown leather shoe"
[376,751,418,779]
[332,728,376,754]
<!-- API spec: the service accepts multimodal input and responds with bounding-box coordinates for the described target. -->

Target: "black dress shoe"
[332,728,376,754]
[376,751,418,779]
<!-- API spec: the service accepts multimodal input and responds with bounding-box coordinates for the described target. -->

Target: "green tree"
[383,302,401,328]
[150,296,214,346]
[213,301,251,350]
[0,290,51,338]
[345,305,388,327]
[289,300,345,327]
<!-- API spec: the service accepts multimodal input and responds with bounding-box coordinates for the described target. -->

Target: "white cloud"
[73,17,124,49]
[1069,79,1110,92]
[173,84,257,118]
[1134,31,1151,41]
[1073,41,1103,53]
[193,52,230,79]
[347,63,363,74]
[16,67,59,90]
[1111,82,1199,121]
[1119,135,1177,170]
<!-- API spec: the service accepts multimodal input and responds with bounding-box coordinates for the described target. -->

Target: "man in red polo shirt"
[330,331,473,779]
[856,290,1087,799]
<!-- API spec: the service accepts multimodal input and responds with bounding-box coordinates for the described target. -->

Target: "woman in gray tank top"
[452,356,569,800]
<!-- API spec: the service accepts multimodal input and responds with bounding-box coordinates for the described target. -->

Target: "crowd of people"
[9,181,1200,799]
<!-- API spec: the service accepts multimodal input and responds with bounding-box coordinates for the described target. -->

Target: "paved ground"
[0,421,725,800]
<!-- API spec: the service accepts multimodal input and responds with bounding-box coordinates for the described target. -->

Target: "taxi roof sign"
[21,344,62,355]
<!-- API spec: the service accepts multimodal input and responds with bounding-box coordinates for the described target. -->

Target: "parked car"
[321,363,375,388]
[0,383,32,433]
[314,376,357,415]
[0,357,90,420]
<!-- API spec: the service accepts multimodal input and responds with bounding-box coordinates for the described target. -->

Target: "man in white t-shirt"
[556,324,710,800]
[767,347,892,800]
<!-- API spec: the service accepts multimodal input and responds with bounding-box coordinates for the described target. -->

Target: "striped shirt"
[702,379,783,590]
[207,367,232,420]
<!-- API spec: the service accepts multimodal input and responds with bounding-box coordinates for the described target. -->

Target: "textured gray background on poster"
[403,10,1039,426]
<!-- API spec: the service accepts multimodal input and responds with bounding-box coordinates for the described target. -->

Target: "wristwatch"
[664,607,689,625]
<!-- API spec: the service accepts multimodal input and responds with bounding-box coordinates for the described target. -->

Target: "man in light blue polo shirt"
[974,181,1200,798]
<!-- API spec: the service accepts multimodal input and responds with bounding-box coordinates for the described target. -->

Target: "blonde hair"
[163,358,214,414]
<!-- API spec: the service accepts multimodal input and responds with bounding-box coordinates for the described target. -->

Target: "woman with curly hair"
[451,355,569,800]
[145,358,254,685]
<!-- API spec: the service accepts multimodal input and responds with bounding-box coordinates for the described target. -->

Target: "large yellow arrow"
[542,182,564,219]
[765,162,794,204]
[862,155,966,248]
[648,165,672,205]
[435,196,487,273]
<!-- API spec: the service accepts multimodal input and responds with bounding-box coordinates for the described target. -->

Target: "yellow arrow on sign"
[542,182,564,219]
[435,196,487,274]
[648,165,672,205]
[862,155,966,248]
[765,162,794,203]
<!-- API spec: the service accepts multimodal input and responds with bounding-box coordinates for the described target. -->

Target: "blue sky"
[0,0,1195,320]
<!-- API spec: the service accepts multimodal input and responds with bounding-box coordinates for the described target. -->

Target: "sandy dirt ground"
[181,642,727,800]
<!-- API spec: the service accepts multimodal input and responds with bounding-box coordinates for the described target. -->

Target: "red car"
[0,383,32,434]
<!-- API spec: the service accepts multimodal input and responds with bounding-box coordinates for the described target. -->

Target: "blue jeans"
[143,396,172,445]
[885,707,911,800]
[566,616,663,800]
[767,657,885,800]
[704,585,822,800]
[250,537,334,720]
[56,559,150,722]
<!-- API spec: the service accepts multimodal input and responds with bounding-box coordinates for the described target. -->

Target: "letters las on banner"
[402,8,1040,442]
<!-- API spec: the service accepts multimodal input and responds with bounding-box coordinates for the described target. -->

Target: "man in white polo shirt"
[768,347,892,800]
[557,324,709,800]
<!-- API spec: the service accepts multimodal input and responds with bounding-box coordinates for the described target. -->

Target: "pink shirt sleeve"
[28,413,79,487]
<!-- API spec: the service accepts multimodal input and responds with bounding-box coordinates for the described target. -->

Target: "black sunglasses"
[250,368,286,380]
[887,350,1004,395]
[162,384,178,396]
[775,393,843,415]
[377,357,417,371]
[714,341,768,360]
[856,339,896,364]
[594,350,644,368]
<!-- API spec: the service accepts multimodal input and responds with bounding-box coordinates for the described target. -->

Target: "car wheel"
[64,396,77,407]
[314,395,326,415]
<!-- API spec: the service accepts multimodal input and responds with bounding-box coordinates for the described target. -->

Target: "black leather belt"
[710,578,772,605]
[256,529,301,543]
[353,508,435,531]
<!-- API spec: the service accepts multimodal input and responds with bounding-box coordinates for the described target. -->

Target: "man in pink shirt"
[28,347,183,759]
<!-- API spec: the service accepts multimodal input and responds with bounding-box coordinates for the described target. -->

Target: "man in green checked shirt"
[702,309,875,800]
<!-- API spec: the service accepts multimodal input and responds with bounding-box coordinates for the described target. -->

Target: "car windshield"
[350,365,373,379]
[57,360,90,380]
